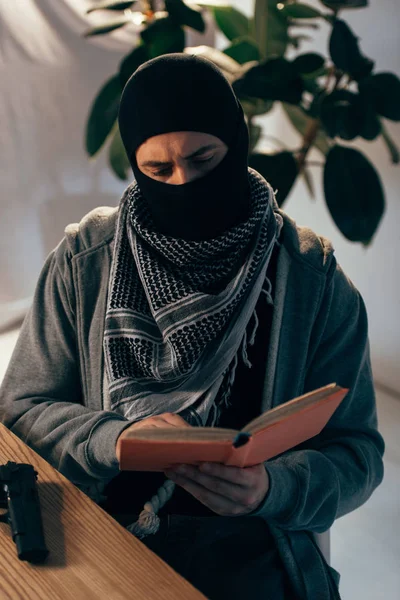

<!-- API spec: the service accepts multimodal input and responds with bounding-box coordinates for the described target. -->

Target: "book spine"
[224,437,253,468]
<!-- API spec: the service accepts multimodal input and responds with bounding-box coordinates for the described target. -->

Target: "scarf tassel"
[241,275,273,367]
[127,479,176,539]
[261,276,273,306]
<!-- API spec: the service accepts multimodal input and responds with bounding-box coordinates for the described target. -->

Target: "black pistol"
[0,461,49,564]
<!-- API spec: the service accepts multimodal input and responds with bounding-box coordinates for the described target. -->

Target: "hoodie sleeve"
[0,243,131,490]
[251,261,385,532]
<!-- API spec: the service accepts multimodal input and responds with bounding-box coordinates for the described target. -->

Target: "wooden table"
[0,423,205,600]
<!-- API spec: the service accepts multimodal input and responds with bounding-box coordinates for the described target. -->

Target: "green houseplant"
[84,0,400,245]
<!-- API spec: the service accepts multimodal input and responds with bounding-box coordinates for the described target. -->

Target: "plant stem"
[296,118,320,173]
[381,122,400,164]
[295,63,341,173]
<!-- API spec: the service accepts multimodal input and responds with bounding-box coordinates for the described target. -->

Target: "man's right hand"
[115,412,191,461]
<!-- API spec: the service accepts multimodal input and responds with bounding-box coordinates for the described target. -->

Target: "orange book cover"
[118,384,349,471]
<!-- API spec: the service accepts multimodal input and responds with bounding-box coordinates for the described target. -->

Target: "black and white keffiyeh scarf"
[103,168,283,538]
[104,168,283,430]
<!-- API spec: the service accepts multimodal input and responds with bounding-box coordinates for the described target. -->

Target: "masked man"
[0,54,384,600]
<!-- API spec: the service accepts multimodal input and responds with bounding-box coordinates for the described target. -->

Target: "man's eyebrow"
[141,159,172,168]
[182,143,219,160]
[140,144,219,168]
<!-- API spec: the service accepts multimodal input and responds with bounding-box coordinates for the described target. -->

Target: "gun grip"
[6,464,49,564]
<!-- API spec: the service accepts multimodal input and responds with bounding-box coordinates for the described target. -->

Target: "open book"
[118,384,348,471]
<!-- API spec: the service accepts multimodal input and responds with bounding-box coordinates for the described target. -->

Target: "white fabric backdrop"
[0,0,214,328]
[1,0,399,391]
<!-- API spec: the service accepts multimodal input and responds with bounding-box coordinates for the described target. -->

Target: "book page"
[243,387,348,466]
[122,426,238,442]
[243,384,343,435]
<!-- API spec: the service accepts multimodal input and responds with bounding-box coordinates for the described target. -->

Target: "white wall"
[0,0,214,328]
[229,0,400,392]
[0,1,126,325]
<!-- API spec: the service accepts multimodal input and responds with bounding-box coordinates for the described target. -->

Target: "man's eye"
[153,167,172,177]
[193,155,214,164]
[151,155,214,177]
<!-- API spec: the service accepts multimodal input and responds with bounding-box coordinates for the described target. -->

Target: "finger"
[171,465,257,506]
[199,462,257,486]
[129,421,163,430]
[159,412,192,428]
[126,420,180,432]
[136,414,190,429]
[165,471,245,516]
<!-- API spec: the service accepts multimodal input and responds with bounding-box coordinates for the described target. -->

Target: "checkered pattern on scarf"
[104,168,281,425]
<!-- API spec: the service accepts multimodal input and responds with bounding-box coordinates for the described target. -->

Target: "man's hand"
[116,412,191,461]
[164,462,269,516]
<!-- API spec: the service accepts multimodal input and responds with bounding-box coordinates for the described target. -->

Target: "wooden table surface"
[0,423,206,600]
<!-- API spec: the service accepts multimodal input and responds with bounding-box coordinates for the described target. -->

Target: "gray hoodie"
[0,203,384,599]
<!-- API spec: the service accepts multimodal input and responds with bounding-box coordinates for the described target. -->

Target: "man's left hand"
[164,462,269,516]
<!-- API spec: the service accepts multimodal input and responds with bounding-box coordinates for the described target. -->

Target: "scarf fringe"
[106,169,278,422]
[240,274,273,368]
[248,309,259,347]
[261,276,273,306]
[241,329,252,369]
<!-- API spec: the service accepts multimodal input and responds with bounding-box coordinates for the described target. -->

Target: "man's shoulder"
[277,209,335,275]
[63,205,119,257]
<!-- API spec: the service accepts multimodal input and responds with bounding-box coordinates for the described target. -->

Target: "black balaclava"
[118,53,250,241]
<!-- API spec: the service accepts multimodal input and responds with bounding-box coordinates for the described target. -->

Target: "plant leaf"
[240,97,274,117]
[329,19,374,80]
[165,0,205,33]
[249,151,298,206]
[211,6,250,41]
[86,1,136,14]
[233,58,304,104]
[252,0,289,60]
[119,44,149,87]
[282,103,331,156]
[319,88,381,142]
[109,125,131,180]
[324,145,385,245]
[380,122,400,164]
[356,96,381,141]
[320,89,361,140]
[303,77,324,96]
[83,17,131,37]
[85,75,121,157]
[277,3,322,19]
[321,0,368,9]
[293,53,325,75]
[141,15,185,58]
[223,37,261,64]
[359,73,400,122]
